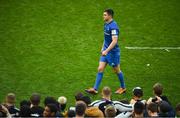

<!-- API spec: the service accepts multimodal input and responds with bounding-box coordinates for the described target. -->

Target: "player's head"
[103,8,114,22]
[153,83,163,96]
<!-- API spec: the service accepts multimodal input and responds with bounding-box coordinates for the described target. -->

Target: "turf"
[0,0,180,107]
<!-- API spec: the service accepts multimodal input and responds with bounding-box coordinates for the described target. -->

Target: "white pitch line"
[125,47,180,50]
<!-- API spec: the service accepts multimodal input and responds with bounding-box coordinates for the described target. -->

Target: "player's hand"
[101,50,108,56]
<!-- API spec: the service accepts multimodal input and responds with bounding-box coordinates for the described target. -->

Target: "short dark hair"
[133,87,143,98]
[75,92,84,101]
[19,105,31,117]
[104,8,114,17]
[20,100,31,107]
[30,93,41,105]
[81,96,91,106]
[68,110,76,117]
[159,101,172,113]
[153,83,163,96]
[44,96,60,111]
[44,96,57,106]
[147,102,158,113]
[46,104,58,114]
[75,101,86,116]
[134,101,144,115]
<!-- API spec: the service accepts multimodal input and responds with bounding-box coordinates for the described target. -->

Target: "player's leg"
[108,52,126,94]
[93,61,107,90]
[113,65,126,94]
[85,56,107,94]
[113,65,126,88]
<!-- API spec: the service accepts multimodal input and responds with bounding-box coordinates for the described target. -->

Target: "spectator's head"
[176,103,180,117]
[104,105,116,117]
[133,101,144,118]
[147,102,158,117]
[5,93,16,105]
[81,96,91,107]
[30,93,41,106]
[58,96,67,111]
[159,101,172,113]
[102,86,111,99]
[104,8,114,21]
[44,96,60,112]
[19,105,31,117]
[75,101,86,117]
[20,100,31,107]
[67,110,76,117]
[153,83,163,96]
[133,87,143,99]
[44,96,57,106]
[75,92,84,101]
[43,104,58,117]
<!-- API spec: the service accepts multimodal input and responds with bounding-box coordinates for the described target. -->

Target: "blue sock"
[117,71,125,88]
[93,72,103,90]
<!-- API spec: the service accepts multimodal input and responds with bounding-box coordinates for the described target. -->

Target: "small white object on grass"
[147,64,150,66]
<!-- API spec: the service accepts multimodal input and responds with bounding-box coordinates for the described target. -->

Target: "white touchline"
[125,47,180,50]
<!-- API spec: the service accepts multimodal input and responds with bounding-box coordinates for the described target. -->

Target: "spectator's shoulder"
[90,100,102,106]
[161,95,171,104]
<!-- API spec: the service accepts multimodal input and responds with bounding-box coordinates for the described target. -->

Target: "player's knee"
[98,66,104,72]
[113,67,121,74]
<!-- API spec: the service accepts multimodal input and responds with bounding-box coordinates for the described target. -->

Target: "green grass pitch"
[0,0,180,107]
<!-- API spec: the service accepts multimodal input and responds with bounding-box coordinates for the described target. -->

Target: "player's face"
[103,12,111,21]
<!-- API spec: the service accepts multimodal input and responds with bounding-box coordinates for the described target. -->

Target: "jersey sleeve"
[110,23,119,36]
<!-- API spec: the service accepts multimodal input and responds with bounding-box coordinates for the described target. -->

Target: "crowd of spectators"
[0,83,179,118]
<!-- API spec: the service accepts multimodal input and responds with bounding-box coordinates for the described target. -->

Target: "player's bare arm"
[102,36,118,56]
